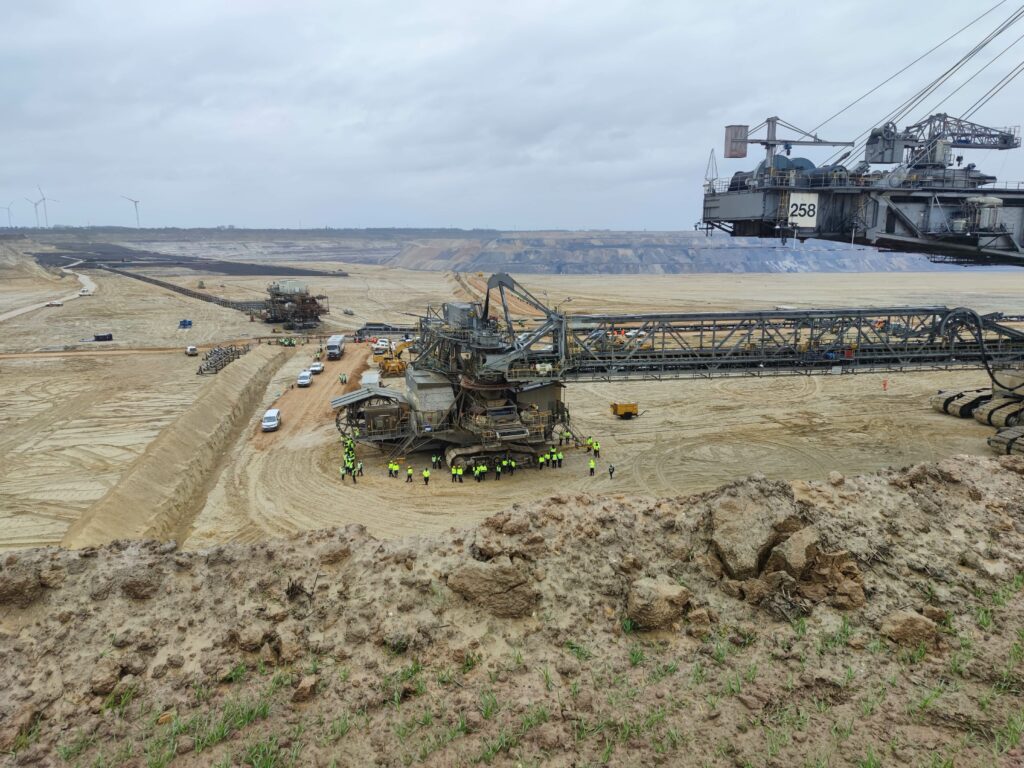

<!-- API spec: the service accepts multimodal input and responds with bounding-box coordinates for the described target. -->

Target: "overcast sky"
[4,0,1024,230]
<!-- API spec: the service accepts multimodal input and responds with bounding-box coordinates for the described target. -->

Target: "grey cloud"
[2,0,1023,229]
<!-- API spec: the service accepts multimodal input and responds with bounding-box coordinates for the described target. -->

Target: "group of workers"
[466,455,520,482]
[341,432,615,486]
[338,436,364,483]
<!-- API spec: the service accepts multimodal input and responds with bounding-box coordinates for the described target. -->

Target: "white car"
[297,370,313,387]
[45,301,63,307]
[309,361,325,374]
[261,409,281,432]
[372,339,392,355]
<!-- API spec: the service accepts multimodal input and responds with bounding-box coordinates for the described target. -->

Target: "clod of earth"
[709,478,802,580]
[446,555,540,618]
[880,609,938,646]
[625,577,692,630]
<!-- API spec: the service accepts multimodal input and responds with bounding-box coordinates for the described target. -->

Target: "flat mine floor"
[2,247,1022,550]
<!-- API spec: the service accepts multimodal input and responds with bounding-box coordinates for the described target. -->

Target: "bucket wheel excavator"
[700,9,1024,454]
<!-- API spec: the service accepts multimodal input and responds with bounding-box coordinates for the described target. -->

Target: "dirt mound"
[61,345,289,548]
[2,456,1024,766]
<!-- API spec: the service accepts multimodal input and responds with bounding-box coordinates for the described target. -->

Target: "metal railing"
[197,344,251,375]
[706,172,1024,194]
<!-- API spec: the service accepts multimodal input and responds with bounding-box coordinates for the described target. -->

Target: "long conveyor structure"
[418,274,1024,382]
[333,273,1024,464]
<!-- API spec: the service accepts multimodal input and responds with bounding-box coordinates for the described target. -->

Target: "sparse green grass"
[649,661,679,683]
[792,616,808,638]
[416,713,470,762]
[993,709,1024,754]
[462,652,482,674]
[394,714,420,742]
[102,682,139,718]
[268,671,294,695]
[911,683,947,717]
[859,693,880,717]
[380,659,425,706]
[193,680,213,703]
[538,665,554,691]
[144,693,273,764]
[575,704,676,763]
[566,640,593,661]
[711,638,729,665]
[948,651,969,677]
[10,716,41,755]
[194,695,272,752]
[924,752,954,768]
[436,667,454,686]
[476,706,549,764]
[734,627,758,647]
[621,617,637,634]
[629,645,646,667]
[56,729,96,761]
[690,661,706,685]
[818,616,852,655]
[858,746,882,768]
[917,581,938,604]
[898,643,928,666]
[722,674,742,696]
[241,733,293,767]
[326,714,350,743]
[479,690,499,720]
[831,720,853,741]
[766,727,790,758]
[976,606,994,630]
[226,662,248,683]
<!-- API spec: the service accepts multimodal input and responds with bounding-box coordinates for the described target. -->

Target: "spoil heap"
[2,456,1023,766]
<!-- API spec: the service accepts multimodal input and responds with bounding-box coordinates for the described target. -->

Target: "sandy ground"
[3,245,1023,551]
[153,264,454,332]
[187,345,373,547]
[0,353,206,550]
[5,455,1024,766]
[0,242,66,315]
[0,269,265,353]
[186,362,995,547]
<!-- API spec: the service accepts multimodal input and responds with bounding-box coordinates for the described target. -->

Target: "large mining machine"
[260,280,329,330]
[700,8,1024,454]
[332,273,1024,466]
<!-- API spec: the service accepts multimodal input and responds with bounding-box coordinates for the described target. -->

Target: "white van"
[261,408,281,432]
[326,334,346,360]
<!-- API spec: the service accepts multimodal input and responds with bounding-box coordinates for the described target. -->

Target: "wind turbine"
[0,201,13,228]
[121,195,140,228]
[37,186,58,228]
[25,196,41,227]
